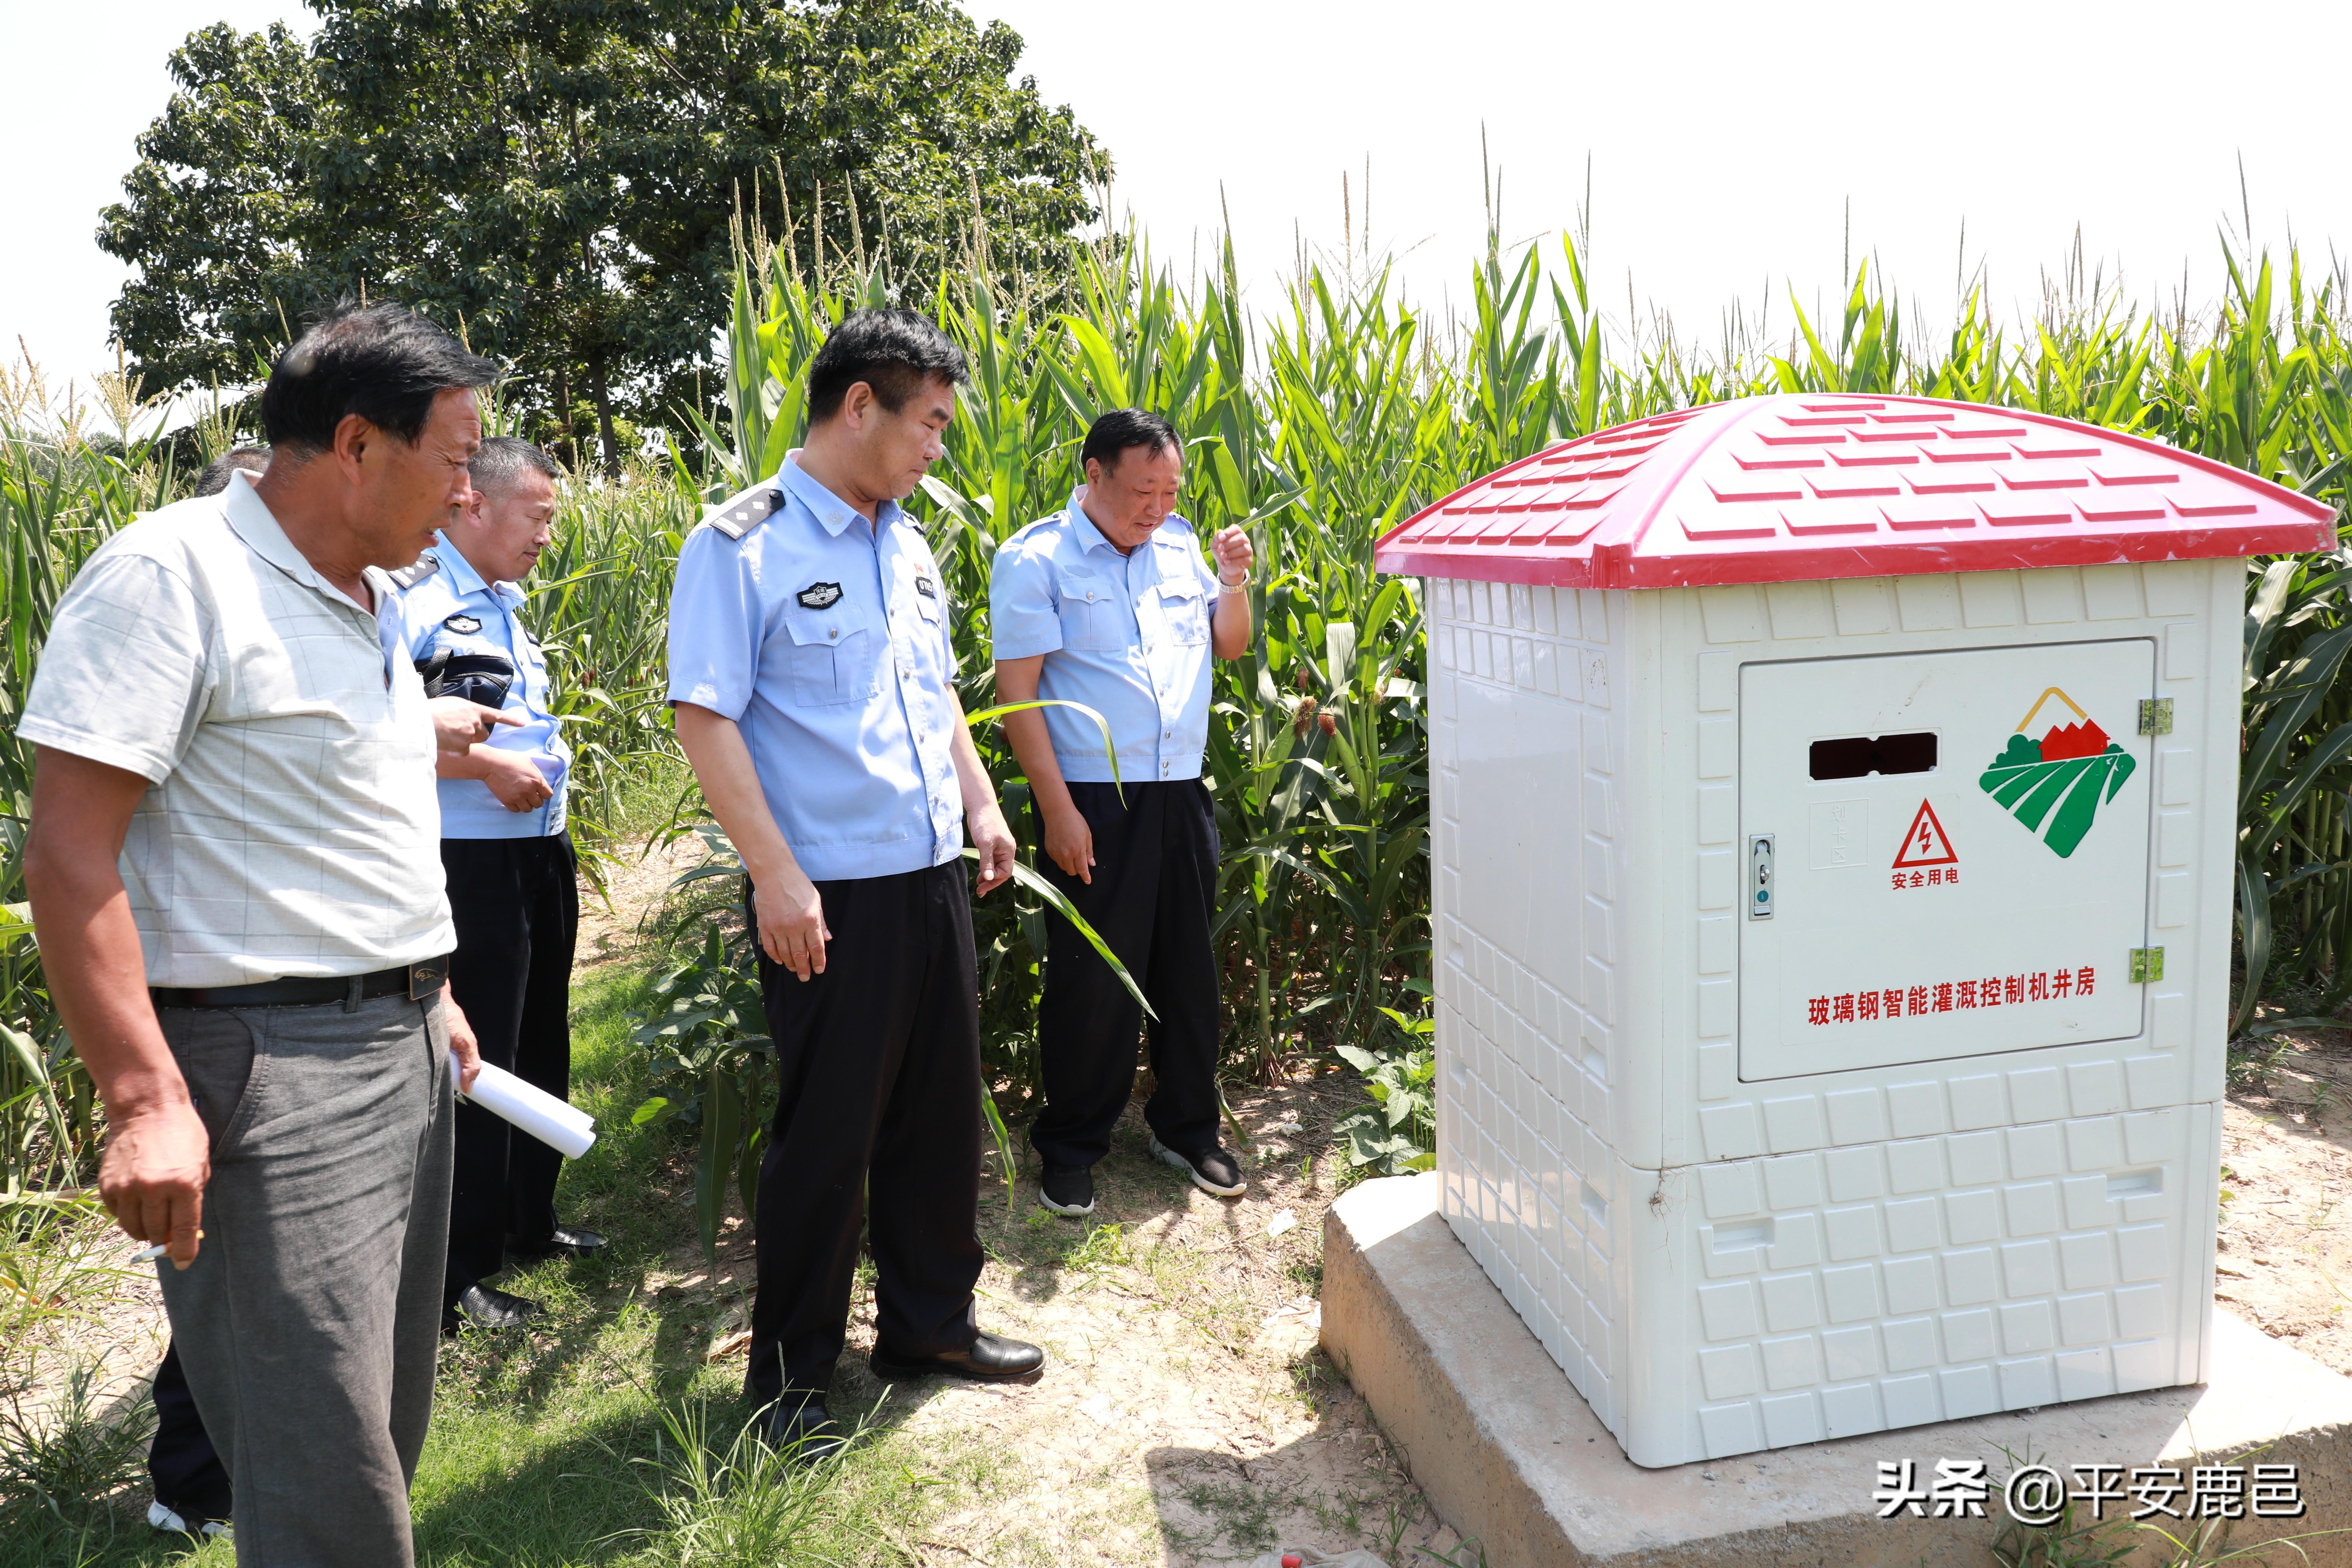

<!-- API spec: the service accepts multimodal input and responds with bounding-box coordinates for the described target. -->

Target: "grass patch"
[1,942,1406,1568]
[1169,1477,1280,1556]
[0,961,1011,1567]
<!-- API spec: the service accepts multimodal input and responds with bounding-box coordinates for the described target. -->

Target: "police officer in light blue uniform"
[384,436,603,1335]
[666,309,1040,1461]
[385,538,570,838]
[989,409,1256,1220]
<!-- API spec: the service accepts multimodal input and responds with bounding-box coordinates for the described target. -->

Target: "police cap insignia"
[443,613,483,634]
[797,582,843,610]
[915,575,938,599]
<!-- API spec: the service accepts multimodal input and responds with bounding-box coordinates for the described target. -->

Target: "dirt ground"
[24,839,1455,1566]
[601,834,1456,1563]
[29,844,2352,1564]
[2213,1024,2352,1376]
[641,1070,1454,1567]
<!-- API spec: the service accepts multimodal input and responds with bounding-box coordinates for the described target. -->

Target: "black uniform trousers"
[744,860,985,1410]
[441,832,580,1309]
[148,1340,229,1525]
[1029,778,1223,1172]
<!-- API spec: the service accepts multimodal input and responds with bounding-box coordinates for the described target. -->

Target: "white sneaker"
[148,1499,231,1537]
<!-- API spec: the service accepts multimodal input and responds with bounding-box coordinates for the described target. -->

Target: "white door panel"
[1739,640,2154,1080]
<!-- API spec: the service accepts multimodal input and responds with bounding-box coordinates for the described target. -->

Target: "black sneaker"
[1039,1165,1095,1217]
[1150,1134,1245,1197]
[147,1501,230,1538]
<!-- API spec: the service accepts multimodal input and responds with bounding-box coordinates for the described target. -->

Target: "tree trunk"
[553,360,575,470]
[589,352,620,476]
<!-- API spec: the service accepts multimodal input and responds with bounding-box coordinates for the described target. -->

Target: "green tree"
[99,0,1107,470]
[99,23,329,399]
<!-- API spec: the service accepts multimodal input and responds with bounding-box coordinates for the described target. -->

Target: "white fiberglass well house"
[1372,391,2331,1465]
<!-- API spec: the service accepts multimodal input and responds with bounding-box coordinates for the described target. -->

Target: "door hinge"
[2138,698,2174,736]
[2129,947,2165,983]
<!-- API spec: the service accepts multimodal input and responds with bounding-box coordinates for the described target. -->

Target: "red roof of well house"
[1372,392,2336,590]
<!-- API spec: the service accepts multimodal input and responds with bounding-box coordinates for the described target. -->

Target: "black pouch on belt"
[416,649,516,710]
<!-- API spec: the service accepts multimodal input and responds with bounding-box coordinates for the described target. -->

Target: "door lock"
[1748,834,1775,919]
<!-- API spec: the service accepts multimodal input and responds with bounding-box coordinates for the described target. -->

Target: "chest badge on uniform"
[442,613,482,634]
[797,582,842,610]
[915,575,938,599]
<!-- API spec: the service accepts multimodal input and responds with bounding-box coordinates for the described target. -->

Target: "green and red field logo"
[1979,687,2137,859]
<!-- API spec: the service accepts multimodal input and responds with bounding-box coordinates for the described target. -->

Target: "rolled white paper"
[450,1051,597,1159]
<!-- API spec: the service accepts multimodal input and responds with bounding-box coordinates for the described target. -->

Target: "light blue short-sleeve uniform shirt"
[988,488,1222,783]
[665,455,965,881]
[382,532,572,839]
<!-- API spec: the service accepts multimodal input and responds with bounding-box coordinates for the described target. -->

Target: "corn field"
[7,226,2352,1201]
[0,381,177,1203]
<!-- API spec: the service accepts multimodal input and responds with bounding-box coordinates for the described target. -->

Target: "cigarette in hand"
[134,1232,203,1264]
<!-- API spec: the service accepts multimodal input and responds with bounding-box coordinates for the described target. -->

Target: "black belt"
[150,956,450,1010]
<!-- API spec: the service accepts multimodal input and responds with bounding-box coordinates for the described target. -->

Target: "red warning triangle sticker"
[1891,800,1959,868]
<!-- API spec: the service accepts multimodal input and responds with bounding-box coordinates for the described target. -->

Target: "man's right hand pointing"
[427,696,521,755]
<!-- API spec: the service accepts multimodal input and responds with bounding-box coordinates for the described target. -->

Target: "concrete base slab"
[1321,1172,2352,1567]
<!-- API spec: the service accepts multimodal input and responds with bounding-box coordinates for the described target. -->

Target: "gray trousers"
[155,992,455,1568]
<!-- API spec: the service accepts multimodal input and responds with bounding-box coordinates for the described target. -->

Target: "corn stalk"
[8,225,2352,1205]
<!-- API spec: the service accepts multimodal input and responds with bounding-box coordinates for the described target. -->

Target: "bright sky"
[1,0,312,401]
[8,0,2351,400]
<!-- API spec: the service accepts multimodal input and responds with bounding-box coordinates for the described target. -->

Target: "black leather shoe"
[505,1225,608,1261]
[442,1283,546,1335]
[764,1400,846,1463]
[870,1331,1044,1384]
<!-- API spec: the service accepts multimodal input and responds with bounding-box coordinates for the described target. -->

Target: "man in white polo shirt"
[21,303,506,1568]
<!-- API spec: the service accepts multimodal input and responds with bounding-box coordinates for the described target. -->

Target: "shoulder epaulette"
[1003,514,1063,547]
[704,486,783,541]
[386,556,441,590]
